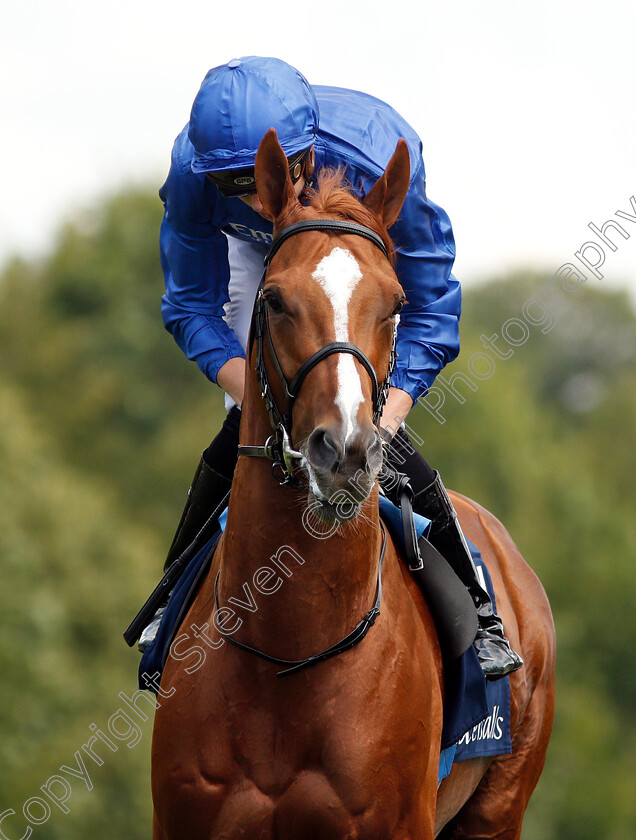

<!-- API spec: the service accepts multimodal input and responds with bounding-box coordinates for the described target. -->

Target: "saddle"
[378,467,478,662]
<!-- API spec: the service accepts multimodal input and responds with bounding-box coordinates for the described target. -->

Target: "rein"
[213,521,387,677]
[238,219,397,485]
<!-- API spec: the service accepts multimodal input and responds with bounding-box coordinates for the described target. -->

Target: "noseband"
[238,219,398,484]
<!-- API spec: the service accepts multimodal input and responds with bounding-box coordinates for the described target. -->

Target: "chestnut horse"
[151,131,556,839]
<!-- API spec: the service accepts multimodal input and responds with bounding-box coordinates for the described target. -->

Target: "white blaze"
[312,247,364,442]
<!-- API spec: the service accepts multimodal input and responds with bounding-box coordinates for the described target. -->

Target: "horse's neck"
[218,393,382,658]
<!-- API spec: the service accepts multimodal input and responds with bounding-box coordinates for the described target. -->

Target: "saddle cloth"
[139,500,512,784]
[377,496,512,780]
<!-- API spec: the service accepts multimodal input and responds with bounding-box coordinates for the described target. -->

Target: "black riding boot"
[135,457,232,651]
[163,458,232,571]
[414,471,523,680]
[135,409,240,651]
[164,404,242,571]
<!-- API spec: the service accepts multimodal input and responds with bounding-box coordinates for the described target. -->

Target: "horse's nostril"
[366,432,383,473]
[346,428,382,474]
[307,427,342,472]
[307,425,382,479]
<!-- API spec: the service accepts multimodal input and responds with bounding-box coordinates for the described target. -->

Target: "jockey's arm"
[388,157,461,405]
[217,356,246,407]
[380,386,414,439]
[159,143,248,389]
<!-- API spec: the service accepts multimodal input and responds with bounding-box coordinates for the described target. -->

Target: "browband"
[266,219,389,269]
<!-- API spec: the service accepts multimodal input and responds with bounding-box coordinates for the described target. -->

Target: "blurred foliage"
[1,187,635,838]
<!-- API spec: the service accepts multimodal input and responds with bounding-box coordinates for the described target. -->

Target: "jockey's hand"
[379,387,413,439]
[217,357,246,407]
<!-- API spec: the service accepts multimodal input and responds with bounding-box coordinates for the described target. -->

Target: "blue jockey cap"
[189,57,319,173]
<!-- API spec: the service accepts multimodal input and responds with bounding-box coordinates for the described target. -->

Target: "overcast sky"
[2,0,635,297]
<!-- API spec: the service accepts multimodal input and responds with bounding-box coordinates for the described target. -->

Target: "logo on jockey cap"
[234,175,256,186]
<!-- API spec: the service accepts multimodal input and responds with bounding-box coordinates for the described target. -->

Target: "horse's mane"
[279,168,395,261]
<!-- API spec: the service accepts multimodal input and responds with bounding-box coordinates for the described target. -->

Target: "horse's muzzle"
[302,424,383,523]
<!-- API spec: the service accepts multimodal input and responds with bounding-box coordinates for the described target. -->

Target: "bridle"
[238,219,398,485]
[217,218,399,676]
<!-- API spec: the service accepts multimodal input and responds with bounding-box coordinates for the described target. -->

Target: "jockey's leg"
[385,427,523,680]
[163,406,240,571]
[164,236,266,571]
[136,409,240,651]
[136,237,262,650]
[136,410,239,650]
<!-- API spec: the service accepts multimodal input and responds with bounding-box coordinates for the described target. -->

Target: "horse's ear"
[362,139,411,228]
[255,129,300,222]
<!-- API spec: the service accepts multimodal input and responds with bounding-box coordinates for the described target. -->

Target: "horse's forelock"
[278,168,395,261]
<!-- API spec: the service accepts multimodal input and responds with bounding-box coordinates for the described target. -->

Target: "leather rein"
[213,521,387,677]
[215,218,398,677]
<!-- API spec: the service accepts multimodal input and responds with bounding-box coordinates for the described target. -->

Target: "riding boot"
[163,457,232,572]
[413,471,523,680]
[136,458,232,652]
[131,408,242,651]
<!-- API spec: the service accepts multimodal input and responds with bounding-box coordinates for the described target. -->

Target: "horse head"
[251,129,410,523]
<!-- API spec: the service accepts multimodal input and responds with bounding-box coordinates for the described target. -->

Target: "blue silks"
[160,58,460,401]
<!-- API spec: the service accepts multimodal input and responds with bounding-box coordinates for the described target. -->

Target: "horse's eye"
[392,298,405,317]
[264,294,284,314]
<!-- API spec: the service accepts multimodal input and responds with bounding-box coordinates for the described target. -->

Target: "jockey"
[158,56,522,679]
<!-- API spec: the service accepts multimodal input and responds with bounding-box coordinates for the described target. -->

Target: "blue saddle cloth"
[138,531,221,691]
[377,496,512,780]
[139,500,511,782]
[436,556,512,780]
